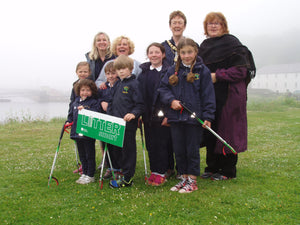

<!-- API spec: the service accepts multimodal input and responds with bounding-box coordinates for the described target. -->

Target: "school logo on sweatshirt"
[195,73,200,80]
[122,86,129,94]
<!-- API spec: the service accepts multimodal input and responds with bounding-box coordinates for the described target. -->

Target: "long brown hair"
[169,38,198,86]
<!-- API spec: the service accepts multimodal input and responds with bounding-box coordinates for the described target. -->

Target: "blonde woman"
[85,32,115,81]
[95,36,142,88]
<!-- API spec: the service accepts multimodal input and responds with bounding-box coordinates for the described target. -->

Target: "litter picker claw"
[48,122,73,187]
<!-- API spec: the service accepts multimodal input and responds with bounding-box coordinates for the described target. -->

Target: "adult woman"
[85,32,116,81]
[199,12,254,180]
[95,36,142,88]
[162,10,187,66]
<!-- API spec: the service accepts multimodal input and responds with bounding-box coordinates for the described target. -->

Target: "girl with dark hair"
[66,79,100,184]
[138,42,171,186]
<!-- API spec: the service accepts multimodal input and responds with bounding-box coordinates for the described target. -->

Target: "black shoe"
[200,172,213,179]
[211,173,229,181]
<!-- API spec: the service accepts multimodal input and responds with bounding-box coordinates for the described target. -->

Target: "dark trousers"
[204,130,238,178]
[76,138,96,177]
[108,127,137,181]
[144,122,170,174]
[170,123,202,176]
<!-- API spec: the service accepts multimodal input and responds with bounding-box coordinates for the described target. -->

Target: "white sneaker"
[79,176,95,184]
[76,174,87,184]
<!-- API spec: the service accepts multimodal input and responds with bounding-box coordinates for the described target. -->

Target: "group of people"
[66,10,254,194]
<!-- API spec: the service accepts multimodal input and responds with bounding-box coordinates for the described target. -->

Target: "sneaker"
[79,176,95,184]
[170,177,187,192]
[147,173,156,185]
[179,177,198,193]
[73,165,82,174]
[109,177,133,188]
[152,174,166,186]
[103,169,112,180]
[76,174,87,184]
[211,173,229,181]
[165,169,175,179]
[200,172,213,179]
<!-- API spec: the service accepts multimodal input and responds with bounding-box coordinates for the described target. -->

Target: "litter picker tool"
[139,122,148,182]
[180,103,237,155]
[48,122,73,187]
[99,143,117,189]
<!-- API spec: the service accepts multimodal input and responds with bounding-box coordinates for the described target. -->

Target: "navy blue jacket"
[159,57,216,124]
[67,96,100,140]
[107,75,144,129]
[138,61,169,123]
[97,80,119,113]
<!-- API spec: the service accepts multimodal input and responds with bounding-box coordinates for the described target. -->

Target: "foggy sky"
[1,0,299,92]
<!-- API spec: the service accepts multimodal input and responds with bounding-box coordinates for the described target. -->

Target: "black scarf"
[199,34,255,78]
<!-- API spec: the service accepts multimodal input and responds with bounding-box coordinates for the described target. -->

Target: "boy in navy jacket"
[107,55,144,188]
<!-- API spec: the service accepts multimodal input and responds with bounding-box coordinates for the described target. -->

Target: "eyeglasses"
[207,22,221,26]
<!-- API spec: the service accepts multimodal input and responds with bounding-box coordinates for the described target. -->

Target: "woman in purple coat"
[199,12,255,180]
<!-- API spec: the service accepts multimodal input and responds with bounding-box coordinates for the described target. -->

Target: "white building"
[250,63,300,93]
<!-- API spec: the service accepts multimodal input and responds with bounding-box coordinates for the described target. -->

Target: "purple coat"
[214,66,248,154]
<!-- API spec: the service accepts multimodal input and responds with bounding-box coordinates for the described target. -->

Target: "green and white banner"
[76,109,126,147]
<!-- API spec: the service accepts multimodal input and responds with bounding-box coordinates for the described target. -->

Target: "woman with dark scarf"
[199,12,255,180]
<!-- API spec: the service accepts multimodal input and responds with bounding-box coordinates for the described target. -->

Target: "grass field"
[1,97,299,224]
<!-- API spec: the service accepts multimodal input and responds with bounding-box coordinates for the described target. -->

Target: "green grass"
[1,103,299,224]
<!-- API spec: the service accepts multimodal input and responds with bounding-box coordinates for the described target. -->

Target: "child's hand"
[101,102,108,112]
[202,120,211,129]
[161,117,170,127]
[171,100,182,110]
[78,106,84,110]
[124,113,135,122]
[211,73,216,83]
[99,83,107,90]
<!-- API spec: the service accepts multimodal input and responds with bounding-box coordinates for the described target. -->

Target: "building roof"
[257,63,300,74]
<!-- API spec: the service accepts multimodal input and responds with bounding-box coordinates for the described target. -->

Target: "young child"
[98,61,120,179]
[137,43,171,186]
[159,38,216,193]
[68,62,91,174]
[107,55,144,188]
[66,79,100,184]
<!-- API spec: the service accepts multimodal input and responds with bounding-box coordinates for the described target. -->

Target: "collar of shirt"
[150,65,162,72]
[182,62,191,68]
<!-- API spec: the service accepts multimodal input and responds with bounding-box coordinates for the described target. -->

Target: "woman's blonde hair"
[203,12,229,36]
[88,32,113,60]
[111,36,135,56]
[169,38,198,86]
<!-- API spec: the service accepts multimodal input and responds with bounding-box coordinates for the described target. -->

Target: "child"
[159,38,216,193]
[98,61,120,179]
[66,79,100,184]
[107,55,144,188]
[67,62,91,174]
[137,43,171,186]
